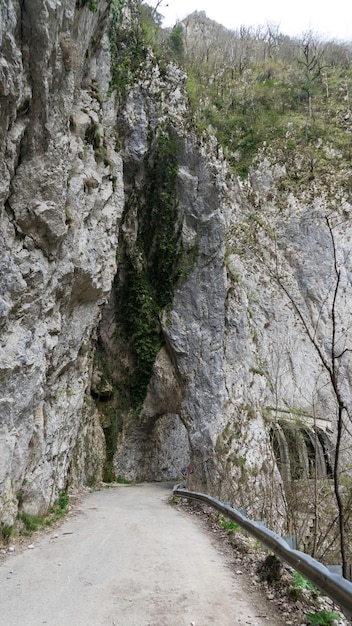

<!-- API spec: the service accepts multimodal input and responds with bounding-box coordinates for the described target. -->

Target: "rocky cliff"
[1,0,352,553]
[0,0,123,522]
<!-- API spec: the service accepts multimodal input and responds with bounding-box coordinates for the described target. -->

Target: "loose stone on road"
[0,483,284,625]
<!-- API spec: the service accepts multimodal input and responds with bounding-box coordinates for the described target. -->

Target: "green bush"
[18,491,70,535]
[57,492,69,511]
[306,609,340,625]
[257,554,282,583]
[20,513,47,533]
[88,0,98,11]
[289,571,318,599]
[219,515,240,533]
[168,24,184,61]
[109,0,160,99]
[1,523,14,544]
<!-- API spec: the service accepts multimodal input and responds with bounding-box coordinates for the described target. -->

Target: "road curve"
[0,482,283,626]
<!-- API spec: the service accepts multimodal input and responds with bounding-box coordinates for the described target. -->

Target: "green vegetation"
[116,476,135,484]
[219,515,240,533]
[109,1,188,100]
[289,571,318,599]
[249,366,266,376]
[174,15,352,182]
[102,421,121,482]
[19,513,49,534]
[92,119,188,465]
[233,455,246,467]
[88,0,99,11]
[0,523,14,544]
[118,262,162,407]
[171,495,182,504]
[85,119,101,151]
[49,492,69,517]
[117,124,183,408]
[109,3,352,184]
[257,553,282,583]
[109,0,147,98]
[18,492,70,536]
[306,609,340,625]
[168,24,184,61]
[141,124,182,308]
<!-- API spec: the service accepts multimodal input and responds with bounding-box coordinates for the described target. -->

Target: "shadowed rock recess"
[1,0,352,562]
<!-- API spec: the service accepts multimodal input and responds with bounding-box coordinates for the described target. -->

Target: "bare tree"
[296,30,326,119]
[264,22,283,60]
[143,1,168,24]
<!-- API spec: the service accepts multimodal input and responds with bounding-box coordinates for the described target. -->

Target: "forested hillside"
[110,1,352,188]
[182,12,352,182]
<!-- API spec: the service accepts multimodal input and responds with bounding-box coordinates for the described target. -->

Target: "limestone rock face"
[220,154,352,529]
[96,44,286,521]
[0,0,123,523]
[110,127,230,486]
[106,50,352,529]
[1,0,351,539]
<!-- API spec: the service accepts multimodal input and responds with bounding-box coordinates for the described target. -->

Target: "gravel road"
[0,482,284,626]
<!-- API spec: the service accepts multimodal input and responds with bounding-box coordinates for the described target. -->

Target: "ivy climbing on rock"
[116,123,184,409]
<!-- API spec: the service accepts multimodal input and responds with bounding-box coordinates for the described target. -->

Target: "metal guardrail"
[173,486,352,618]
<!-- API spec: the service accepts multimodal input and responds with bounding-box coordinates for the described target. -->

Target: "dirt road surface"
[0,482,284,626]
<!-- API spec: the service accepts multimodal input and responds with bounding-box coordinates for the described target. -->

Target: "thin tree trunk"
[334,405,347,577]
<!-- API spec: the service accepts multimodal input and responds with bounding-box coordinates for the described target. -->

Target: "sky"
[146,0,352,42]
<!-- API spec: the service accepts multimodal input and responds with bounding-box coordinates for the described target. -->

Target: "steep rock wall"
[101,48,352,533]
[91,12,286,521]
[2,0,351,545]
[0,0,123,523]
[220,152,352,538]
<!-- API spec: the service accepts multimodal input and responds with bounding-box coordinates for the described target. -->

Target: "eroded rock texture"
[0,0,123,522]
[1,0,352,545]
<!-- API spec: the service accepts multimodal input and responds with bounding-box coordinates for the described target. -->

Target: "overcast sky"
[146,0,352,42]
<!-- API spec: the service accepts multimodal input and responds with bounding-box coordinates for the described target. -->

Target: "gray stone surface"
[1,0,352,538]
[0,0,123,522]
